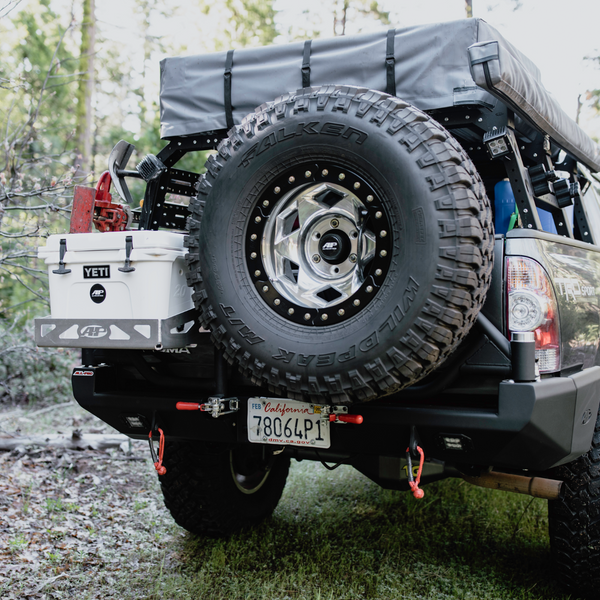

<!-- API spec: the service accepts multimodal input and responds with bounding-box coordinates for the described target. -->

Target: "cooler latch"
[52,238,72,275]
[118,235,135,273]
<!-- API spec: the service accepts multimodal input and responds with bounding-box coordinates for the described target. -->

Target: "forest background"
[1,0,599,408]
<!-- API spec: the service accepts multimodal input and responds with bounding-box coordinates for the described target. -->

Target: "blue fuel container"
[537,208,557,234]
[494,180,516,235]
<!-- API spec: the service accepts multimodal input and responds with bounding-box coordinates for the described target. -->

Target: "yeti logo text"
[80,325,108,338]
[83,265,110,279]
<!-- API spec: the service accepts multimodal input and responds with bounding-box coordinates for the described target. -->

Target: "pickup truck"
[35,19,600,599]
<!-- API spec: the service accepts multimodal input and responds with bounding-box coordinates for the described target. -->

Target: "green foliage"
[0,318,76,406]
[0,1,81,322]
[200,0,279,50]
[1,1,80,156]
[282,0,391,40]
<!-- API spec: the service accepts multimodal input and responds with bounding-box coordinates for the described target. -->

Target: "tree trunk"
[75,0,95,178]
[465,0,473,18]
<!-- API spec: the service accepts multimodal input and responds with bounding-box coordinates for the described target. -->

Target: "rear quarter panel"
[505,230,600,371]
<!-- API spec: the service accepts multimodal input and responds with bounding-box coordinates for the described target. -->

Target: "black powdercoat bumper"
[73,365,600,472]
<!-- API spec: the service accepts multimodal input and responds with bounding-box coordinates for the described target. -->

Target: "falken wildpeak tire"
[159,441,290,536]
[548,409,600,599]
[185,85,493,404]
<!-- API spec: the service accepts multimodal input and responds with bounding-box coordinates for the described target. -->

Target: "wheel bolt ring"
[245,161,393,327]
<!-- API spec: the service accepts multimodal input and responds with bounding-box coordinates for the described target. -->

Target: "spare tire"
[186,85,493,404]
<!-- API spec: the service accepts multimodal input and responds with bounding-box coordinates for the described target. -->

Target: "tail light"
[506,256,560,372]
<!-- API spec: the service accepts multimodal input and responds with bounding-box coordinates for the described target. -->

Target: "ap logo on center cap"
[90,283,107,304]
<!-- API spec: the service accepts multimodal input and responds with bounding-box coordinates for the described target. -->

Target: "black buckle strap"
[224,49,234,130]
[302,40,312,88]
[386,29,396,97]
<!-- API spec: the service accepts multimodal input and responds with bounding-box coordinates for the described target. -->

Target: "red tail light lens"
[507,256,560,372]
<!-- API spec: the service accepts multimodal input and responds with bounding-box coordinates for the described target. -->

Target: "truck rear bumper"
[72,365,600,472]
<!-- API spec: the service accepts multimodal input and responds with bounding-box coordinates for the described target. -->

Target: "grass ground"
[0,402,574,599]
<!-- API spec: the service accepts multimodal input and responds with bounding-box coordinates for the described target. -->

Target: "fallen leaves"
[0,442,177,599]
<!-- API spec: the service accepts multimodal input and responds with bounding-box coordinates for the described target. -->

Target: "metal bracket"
[201,397,239,419]
[319,405,349,416]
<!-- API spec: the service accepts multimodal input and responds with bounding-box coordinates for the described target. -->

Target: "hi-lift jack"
[70,171,132,233]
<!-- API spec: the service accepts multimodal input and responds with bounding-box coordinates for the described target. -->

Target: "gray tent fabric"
[159,18,600,173]
[468,40,600,172]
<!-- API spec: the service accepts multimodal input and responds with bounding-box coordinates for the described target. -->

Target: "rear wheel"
[186,85,494,404]
[159,441,290,536]
[548,409,600,599]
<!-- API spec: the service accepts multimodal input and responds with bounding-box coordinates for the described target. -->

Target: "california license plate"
[247,398,331,449]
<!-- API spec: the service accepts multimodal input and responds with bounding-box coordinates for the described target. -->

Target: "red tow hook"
[329,414,363,424]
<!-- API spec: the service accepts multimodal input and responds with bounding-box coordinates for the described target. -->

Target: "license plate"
[247,398,330,449]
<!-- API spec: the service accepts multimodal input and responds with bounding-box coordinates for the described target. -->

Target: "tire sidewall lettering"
[239,121,369,168]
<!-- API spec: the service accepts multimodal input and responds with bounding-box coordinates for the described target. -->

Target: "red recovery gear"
[148,428,167,476]
[406,445,425,499]
[70,171,130,233]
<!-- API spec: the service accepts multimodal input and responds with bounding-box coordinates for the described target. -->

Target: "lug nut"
[321,314,328,321]
[255,216,261,223]
[263,200,269,207]
[304,313,311,320]
[288,308,295,315]
[380,250,387,257]
[330,219,339,228]
[338,173,346,181]
[337,309,345,316]
[274,299,281,306]
[349,254,357,263]
[375,269,382,276]
[366,195,374,202]
[354,182,360,189]
[375,211,382,219]
[288,176,295,183]
[250,234,258,241]
[312,254,321,263]
[380,230,387,237]
[262,285,269,292]
[254,270,261,276]
[274,186,281,194]
[366,286,373,293]
[322,169,329,176]
[353,299,361,307]
[250,252,257,259]
[305,171,312,178]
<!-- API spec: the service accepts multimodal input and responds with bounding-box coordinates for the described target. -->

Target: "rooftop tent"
[159,18,600,172]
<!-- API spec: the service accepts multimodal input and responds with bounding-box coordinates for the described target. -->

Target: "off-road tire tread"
[548,410,600,599]
[159,440,290,536]
[185,85,493,403]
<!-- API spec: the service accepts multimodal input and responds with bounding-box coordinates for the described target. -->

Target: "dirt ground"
[0,403,179,599]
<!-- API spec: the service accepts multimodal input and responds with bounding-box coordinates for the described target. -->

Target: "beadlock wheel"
[247,163,392,326]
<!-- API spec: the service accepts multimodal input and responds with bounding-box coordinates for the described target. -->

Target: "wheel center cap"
[318,231,350,264]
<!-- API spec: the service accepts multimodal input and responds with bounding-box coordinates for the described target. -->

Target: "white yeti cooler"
[35,231,199,349]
